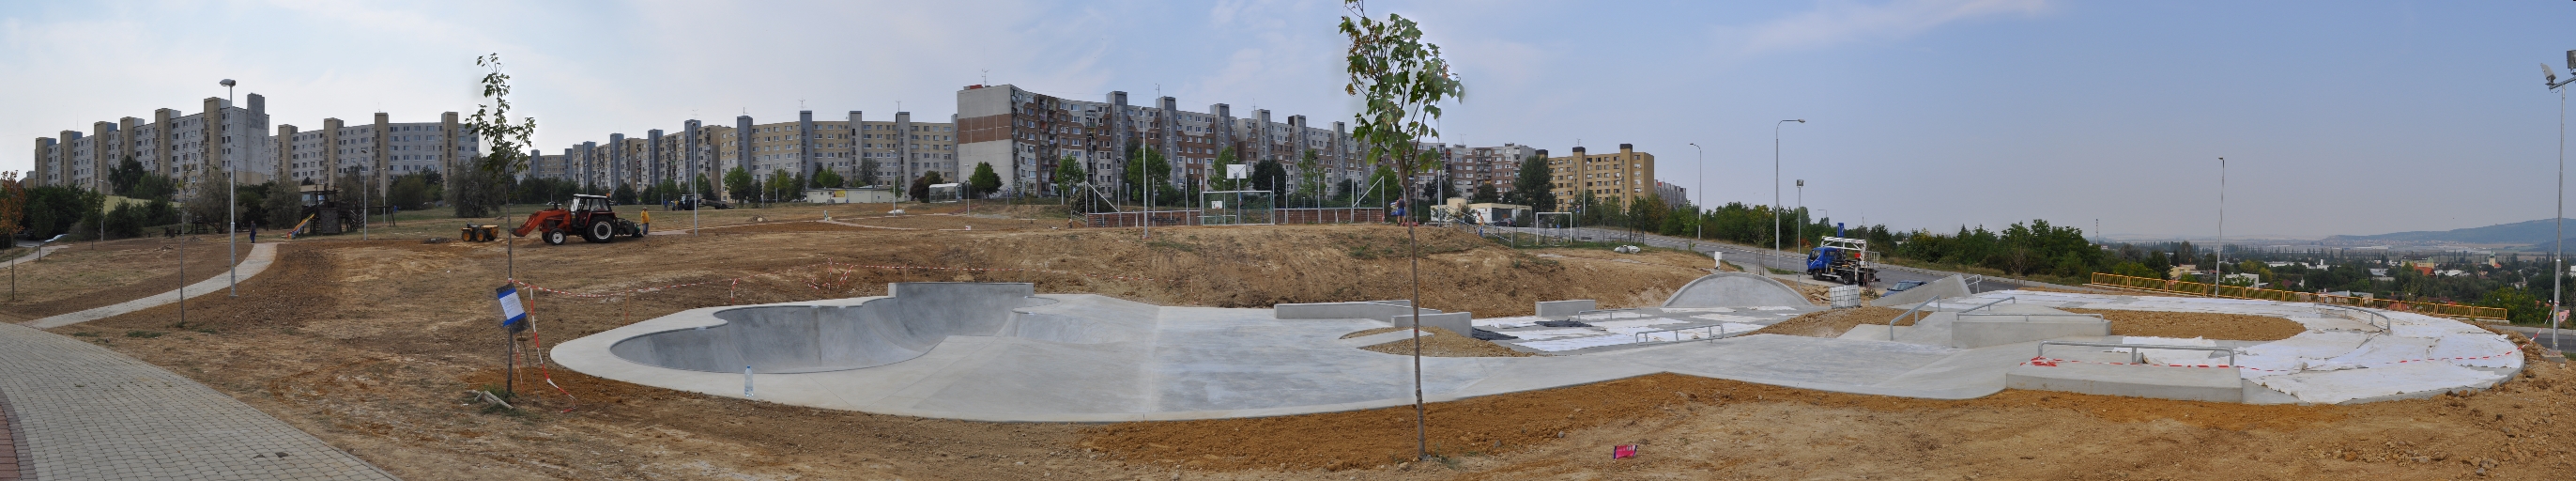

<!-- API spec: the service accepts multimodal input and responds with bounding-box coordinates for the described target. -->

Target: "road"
[1487,225,2059,294]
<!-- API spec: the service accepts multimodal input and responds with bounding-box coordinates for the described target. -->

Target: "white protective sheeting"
[2234,332,2373,378]
[2251,362,2507,404]
[1692,314,1768,323]
[2431,334,2522,368]
[1472,316,1545,329]
[2118,336,2222,365]
[1572,311,1651,320]
[2308,336,2436,371]
[1587,318,1688,330]
[2282,316,2379,333]
[1498,328,1603,340]
[1518,334,1638,352]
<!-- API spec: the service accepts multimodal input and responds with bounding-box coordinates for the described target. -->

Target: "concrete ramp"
[1872,274,1971,307]
[609,283,1095,374]
[1662,272,1812,308]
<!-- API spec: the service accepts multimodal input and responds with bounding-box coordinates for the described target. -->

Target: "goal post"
[1199,190,1278,225]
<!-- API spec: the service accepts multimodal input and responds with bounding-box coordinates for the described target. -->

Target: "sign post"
[497,285,529,395]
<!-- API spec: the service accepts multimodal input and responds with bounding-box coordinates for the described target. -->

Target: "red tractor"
[514,194,649,245]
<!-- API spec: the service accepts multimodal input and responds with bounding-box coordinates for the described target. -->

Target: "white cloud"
[1735,0,2049,54]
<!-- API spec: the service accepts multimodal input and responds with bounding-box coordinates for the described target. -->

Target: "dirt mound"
[1749,306,1909,337]
[2065,307,2307,341]
[1344,327,1535,358]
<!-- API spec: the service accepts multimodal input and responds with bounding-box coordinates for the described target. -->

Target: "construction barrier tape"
[2021,348,2524,372]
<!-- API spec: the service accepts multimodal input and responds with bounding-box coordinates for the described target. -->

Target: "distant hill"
[2327,218,2573,245]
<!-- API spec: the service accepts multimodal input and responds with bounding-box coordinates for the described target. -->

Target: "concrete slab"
[2006,363,2245,402]
[1535,300,1597,318]
[1392,312,1473,334]
[1872,274,1971,307]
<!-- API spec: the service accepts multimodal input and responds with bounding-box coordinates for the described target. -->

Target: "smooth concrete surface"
[2006,362,2245,402]
[1274,301,1441,321]
[24,242,279,329]
[553,285,2524,421]
[1535,300,1596,318]
[1391,312,1472,334]
[1661,272,1812,308]
[1872,274,1971,307]
[1951,314,2110,349]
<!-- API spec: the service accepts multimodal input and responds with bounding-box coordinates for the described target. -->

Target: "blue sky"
[2,1,2568,239]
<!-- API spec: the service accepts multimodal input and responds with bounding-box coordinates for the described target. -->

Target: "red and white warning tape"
[2023,348,2523,372]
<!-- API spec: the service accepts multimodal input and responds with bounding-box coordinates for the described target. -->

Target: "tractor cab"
[567,194,614,213]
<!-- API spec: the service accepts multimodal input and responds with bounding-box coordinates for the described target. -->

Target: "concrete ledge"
[2006,363,2243,402]
[1274,301,1443,321]
[1536,300,1597,318]
[1953,315,2110,349]
[1392,312,1473,335]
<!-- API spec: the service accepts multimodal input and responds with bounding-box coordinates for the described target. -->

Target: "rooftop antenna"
[981,69,989,85]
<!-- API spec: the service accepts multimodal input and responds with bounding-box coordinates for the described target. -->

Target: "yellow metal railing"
[2087,272,2507,321]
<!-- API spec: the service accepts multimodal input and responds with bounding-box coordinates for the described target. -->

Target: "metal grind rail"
[1631,324,1732,344]
[1887,296,2016,340]
[2036,341,2237,366]
[2315,304,2393,333]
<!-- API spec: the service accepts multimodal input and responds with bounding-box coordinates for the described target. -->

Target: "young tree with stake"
[1342,0,1463,461]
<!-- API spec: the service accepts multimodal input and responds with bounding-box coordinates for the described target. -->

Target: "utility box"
[1829,285,1862,308]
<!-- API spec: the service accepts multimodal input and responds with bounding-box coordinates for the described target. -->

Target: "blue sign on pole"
[496,285,528,331]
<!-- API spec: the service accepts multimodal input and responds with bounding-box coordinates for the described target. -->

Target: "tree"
[910,171,947,202]
[1296,148,1326,206]
[967,162,1003,199]
[610,182,637,205]
[388,174,432,210]
[1208,147,1242,192]
[1469,183,1498,204]
[724,166,755,202]
[814,168,846,189]
[264,181,299,229]
[461,53,539,218]
[1504,153,1554,212]
[1121,147,1172,205]
[108,156,146,195]
[0,172,25,243]
[857,158,881,187]
[1250,159,1288,194]
[1051,156,1087,196]
[1342,0,1463,461]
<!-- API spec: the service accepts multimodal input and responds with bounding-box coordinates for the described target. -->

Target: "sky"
[2,0,2571,240]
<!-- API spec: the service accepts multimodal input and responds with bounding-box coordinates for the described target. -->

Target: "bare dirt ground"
[2066,307,2308,341]
[1749,306,1911,338]
[1343,327,1536,358]
[0,236,236,322]
[33,220,2576,480]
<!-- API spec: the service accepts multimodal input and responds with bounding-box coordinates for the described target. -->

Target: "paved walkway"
[0,322,395,479]
[23,242,277,329]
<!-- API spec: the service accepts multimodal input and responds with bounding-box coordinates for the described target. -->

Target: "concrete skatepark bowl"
[554,278,2528,422]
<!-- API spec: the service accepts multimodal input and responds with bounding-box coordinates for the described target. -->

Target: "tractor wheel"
[586,220,615,243]
[544,229,567,245]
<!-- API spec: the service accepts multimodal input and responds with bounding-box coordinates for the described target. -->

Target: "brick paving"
[0,322,396,480]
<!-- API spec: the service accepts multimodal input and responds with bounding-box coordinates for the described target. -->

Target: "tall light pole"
[1773,119,1803,272]
[2544,52,2575,349]
[1689,142,1703,242]
[1796,178,1805,249]
[2216,157,2226,292]
[220,79,238,297]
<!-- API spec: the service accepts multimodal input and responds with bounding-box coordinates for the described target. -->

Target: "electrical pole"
[221,79,238,297]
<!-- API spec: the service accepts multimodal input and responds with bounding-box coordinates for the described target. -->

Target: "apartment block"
[1546,144,1657,209]
[31,93,482,204]
[536,110,958,194]
[1654,180,1688,209]
[956,84,1366,197]
[1442,143,1537,195]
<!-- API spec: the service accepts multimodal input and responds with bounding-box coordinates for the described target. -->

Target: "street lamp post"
[220,79,238,297]
[1796,179,1805,250]
[1690,143,1703,243]
[2544,52,2576,349]
[1773,119,1804,273]
[2216,157,2226,291]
